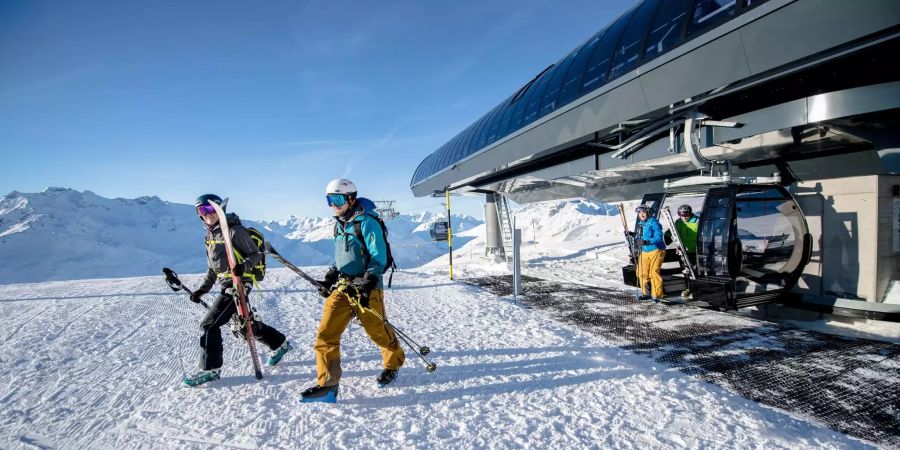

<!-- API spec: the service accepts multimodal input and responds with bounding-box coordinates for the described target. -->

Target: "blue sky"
[0,0,633,220]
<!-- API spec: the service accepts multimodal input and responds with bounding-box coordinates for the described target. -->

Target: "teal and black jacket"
[333,204,387,289]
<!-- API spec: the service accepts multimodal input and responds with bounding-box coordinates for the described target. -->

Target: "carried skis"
[661,206,697,280]
[263,241,324,290]
[207,200,264,380]
[617,203,638,265]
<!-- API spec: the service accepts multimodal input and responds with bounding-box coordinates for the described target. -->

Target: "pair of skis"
[660,206,697,280]
[209,201,265,380]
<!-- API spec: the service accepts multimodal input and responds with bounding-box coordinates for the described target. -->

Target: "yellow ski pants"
[314,288,405,387]
[639,249,666,298]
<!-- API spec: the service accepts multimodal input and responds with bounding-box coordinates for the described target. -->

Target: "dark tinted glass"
[458,122,480,160]
[473,104,504,153]
[495,97,518,140]
[430,145,447,176]
[697,192,733,277]
[539,51,578,118]
[556,29,606,108]
[521,65,560,126]
[463,115,491,158]
[642,0,691,62]
[509,68,553,131]
[742,0,769,9]
[445,134,464,168]
[485,99,513,145]
[581,7,636,94]
[609,0,661,81]
[687,0,735,37]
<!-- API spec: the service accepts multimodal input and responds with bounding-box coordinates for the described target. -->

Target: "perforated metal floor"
[463,275,900,448]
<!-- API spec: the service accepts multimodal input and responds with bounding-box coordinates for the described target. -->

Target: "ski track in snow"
[0,267,872,449]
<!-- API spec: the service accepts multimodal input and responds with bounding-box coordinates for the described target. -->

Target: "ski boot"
[300,384,339,403]
[635,293,651,301]
[376,369,398,388]
[267,340,293,366]
[183,368,221,387]
[652,297,661,304]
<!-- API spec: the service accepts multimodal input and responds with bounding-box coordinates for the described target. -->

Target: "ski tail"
[207,200,264,380]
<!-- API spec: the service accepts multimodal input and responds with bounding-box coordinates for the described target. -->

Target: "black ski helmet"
[195,194,226,211]
[677,204,693,216]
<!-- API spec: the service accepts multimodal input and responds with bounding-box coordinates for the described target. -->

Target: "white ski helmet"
[325,178,357,196]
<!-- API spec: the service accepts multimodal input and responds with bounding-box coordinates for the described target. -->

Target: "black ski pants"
[199,283,286,370]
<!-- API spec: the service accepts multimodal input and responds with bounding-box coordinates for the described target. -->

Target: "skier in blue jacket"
[634,204,666,302]
[299,179,405,403]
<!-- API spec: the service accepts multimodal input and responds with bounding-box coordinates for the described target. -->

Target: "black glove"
[189,291,205,304]
[625,231,635,238]
[351,272,379,309]
[232,263,245,278]
[357,289,370,309]
[316,266,340,298]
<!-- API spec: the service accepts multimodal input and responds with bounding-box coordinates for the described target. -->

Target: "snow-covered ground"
[0,267,871,449]
[1,197,894,448]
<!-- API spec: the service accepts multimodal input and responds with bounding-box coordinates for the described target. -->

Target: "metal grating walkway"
[463,275,900,448]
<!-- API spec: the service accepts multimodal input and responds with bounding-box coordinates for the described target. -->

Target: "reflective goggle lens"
[326,193,347,207]
[197,204,217,216]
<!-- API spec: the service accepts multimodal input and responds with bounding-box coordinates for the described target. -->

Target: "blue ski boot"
[183,368,221,387]
[635,293,651,301]
[267,340,293,366]
[300,384,339,403]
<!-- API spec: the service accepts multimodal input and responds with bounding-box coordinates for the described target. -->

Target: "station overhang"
[410,0,900,202]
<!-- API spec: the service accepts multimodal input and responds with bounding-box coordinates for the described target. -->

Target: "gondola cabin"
[430,221,450,242]
[622,176,812,310]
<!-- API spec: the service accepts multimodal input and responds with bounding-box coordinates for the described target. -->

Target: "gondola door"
[692,188,738,309]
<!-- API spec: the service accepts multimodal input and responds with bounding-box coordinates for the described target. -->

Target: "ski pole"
[339,285,437,373]
[162,267,210,309]
[264,242,325,290]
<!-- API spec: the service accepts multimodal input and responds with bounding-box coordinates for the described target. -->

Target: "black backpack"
[334,213,397,287]
[242,227,267,283]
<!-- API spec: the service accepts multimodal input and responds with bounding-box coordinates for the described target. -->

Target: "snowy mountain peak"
[0,188,484,284]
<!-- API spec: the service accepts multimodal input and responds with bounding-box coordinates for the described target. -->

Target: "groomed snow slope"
[0,267,866,449]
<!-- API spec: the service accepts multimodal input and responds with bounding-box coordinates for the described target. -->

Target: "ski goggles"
[197,204,217,216]
[326,193,349,207]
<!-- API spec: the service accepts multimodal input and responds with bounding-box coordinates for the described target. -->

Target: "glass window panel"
[742,0,769,9]
[463,115,491,158]
[687,0,735,37]
[485,100,512,146]
[475,104,505,151]
[458,122,480,160]
[609,0,662,81]
[643,0,691,62]
[581,7,636,95]
[539,51,579,117]
[468,109,495,156]
[509,68,553,131]
[556,29,607,108]
[522,65,560,126]
[479,101,506,148]
[445,134,464,167]
[495,97,518,141]
[697,192,732,277]
[733,197,798,293]
[435,143,451,174]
